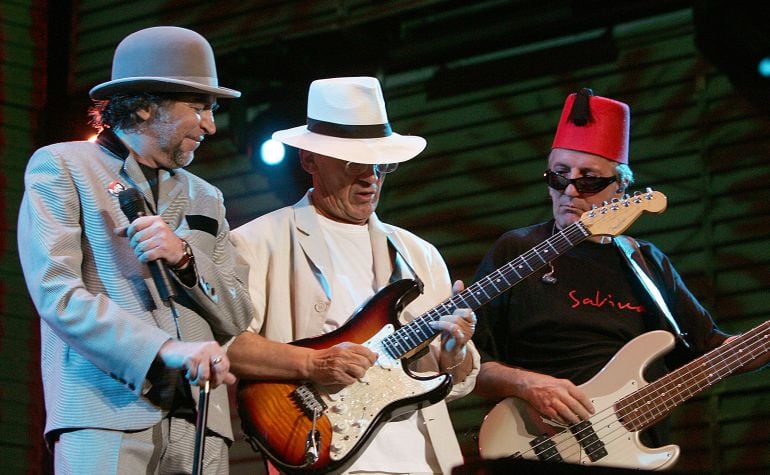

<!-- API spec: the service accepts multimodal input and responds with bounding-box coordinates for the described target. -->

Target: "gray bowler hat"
[89,26,240,99]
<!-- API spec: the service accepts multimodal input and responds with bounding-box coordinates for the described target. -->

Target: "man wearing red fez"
[471,89,770,470]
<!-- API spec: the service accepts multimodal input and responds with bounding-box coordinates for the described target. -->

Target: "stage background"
[2,1,769,473]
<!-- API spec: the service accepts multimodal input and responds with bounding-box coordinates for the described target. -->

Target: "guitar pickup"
[292,384,327,419]
[529,434,563,462]
[569,421,608,462]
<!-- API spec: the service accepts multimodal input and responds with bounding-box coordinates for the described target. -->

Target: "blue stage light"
[758,57,770,77]
[259,138,285,165]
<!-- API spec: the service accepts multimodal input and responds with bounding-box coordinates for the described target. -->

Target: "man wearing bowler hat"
[18,26,253,473]
[228,76,480,474]
[471,89,770,462]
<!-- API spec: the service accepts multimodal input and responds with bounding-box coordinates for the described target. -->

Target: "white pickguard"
[479,331,681,470]
[319,324,448,461]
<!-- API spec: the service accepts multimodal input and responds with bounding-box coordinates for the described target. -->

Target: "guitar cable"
[541,222,558,284]
[305,407,320,465]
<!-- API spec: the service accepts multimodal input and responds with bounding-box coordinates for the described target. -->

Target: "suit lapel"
[368,214,396,289]
[294,193,333,300]
[157,168,184,218]
[120,156,157,213]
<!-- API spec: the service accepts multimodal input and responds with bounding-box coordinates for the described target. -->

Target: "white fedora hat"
[272,77,426,164]
[89,26,240,100]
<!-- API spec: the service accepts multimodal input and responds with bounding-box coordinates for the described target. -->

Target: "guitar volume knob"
[330,442,344,453]
[333,421,349,432]
[332,403,348,413]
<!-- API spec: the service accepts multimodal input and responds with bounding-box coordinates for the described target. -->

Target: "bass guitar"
[238,190,667,474]
[478,324,770,470]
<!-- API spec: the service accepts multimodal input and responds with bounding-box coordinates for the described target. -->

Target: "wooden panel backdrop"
[195,9,770,475]
[3,2,769,474]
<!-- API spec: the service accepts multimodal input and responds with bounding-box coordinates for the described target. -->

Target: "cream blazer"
[231,191,479,474]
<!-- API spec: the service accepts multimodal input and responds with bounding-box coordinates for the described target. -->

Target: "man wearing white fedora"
[18,26,253,473]
[228,76,480,474]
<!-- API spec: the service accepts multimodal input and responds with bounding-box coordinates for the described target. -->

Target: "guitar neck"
[617,320,770,432]
[382,221,592,359]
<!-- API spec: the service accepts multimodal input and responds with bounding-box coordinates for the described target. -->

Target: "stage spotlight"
[259,138,286,165]
[758,57,770,78]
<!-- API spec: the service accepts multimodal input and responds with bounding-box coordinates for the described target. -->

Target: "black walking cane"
[193,380,211,475]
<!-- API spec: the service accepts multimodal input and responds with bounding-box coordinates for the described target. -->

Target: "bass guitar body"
[479,331,680,470]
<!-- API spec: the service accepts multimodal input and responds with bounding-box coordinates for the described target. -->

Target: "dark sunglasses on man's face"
[544,170,617,194]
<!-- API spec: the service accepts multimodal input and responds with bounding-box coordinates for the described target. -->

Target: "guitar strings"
[517,324,770,464]
[386,223,590,357]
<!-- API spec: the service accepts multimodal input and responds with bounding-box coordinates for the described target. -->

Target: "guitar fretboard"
[615,320,770,431]
[381,221,591,359]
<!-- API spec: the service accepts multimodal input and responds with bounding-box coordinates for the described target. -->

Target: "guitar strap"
[614,235,691,348]
[386,235,425,294]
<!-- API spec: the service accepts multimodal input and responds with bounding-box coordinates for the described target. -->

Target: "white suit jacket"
[231,191,479,474]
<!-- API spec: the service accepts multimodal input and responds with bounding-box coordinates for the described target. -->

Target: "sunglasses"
[344,161,399,177]
[544,170,617,194]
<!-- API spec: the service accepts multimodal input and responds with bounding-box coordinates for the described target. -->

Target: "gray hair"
[615,163,635,192]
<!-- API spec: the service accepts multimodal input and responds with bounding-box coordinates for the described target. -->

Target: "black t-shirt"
[500,239,652,385]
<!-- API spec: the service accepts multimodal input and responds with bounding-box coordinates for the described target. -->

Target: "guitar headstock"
[581,189,667,237]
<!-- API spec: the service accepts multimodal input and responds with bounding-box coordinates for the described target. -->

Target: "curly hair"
[88,92,172,132]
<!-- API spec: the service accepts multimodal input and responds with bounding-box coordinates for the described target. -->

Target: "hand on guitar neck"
[430,280,477,380]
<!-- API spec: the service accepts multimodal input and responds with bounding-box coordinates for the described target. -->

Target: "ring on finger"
[211,355,223,365]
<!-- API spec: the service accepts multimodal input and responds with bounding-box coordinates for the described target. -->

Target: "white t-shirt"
[317,214,439,474]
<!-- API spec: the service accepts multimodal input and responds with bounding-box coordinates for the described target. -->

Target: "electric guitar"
[237,190,667,474]
[478,324,770,470]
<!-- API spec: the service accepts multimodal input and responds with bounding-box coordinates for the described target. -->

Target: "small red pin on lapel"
[107,180,126,197]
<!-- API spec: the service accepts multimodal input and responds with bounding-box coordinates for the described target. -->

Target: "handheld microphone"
[118,188,177,303]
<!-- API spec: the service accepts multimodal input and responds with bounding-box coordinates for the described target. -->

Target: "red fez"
[551,88,630,164]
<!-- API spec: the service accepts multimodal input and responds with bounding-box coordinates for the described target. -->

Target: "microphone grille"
[118,188,146,222]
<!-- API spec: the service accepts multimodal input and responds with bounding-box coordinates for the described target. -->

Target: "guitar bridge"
[291,383,327,419]
[570,421,608,462]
